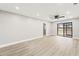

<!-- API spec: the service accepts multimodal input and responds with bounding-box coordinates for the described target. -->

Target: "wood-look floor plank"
[0,36,79,56]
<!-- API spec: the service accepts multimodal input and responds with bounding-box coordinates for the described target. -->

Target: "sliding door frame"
[57,22,73,38]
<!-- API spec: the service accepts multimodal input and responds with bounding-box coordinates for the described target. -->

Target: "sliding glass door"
[63,23,67,37]
[66,22,72,38]
[57,22,73,38]
[57,23,63,36]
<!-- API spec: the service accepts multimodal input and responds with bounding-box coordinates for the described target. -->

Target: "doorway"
[43,23,46,36]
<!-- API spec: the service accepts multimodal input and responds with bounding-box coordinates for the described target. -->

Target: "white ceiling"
[0,3,79,22]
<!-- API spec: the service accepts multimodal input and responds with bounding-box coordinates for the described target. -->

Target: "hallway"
[0,36,79,56]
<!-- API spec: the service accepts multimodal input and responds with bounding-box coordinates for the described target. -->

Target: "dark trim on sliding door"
[57,22,73,38]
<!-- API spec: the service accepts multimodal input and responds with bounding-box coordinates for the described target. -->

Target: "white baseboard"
[72,37,79,39]
[0,36,43,48]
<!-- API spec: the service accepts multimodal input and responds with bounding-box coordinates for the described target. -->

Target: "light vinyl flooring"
[0,36,79,56]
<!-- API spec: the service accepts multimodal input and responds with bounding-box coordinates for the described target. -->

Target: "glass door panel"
[66,22,72,38]
[57,23,63,36]
[57,22,73,38]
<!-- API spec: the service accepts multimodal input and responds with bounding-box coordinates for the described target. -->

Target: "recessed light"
[15,6,20,10]
[70,16,72,18]
[36,13,40,16]
[66,11,70,15]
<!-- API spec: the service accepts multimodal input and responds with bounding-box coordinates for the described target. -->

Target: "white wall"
[0,11,52,45]
[51,19,79,39]
[73,19,79,39]
[51,22,57,36]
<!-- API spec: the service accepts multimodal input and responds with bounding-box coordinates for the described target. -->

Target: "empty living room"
[0,1,79,57]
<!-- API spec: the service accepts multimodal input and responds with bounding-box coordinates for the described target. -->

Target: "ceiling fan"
[49,15,65,19]
[73,3,78,6]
